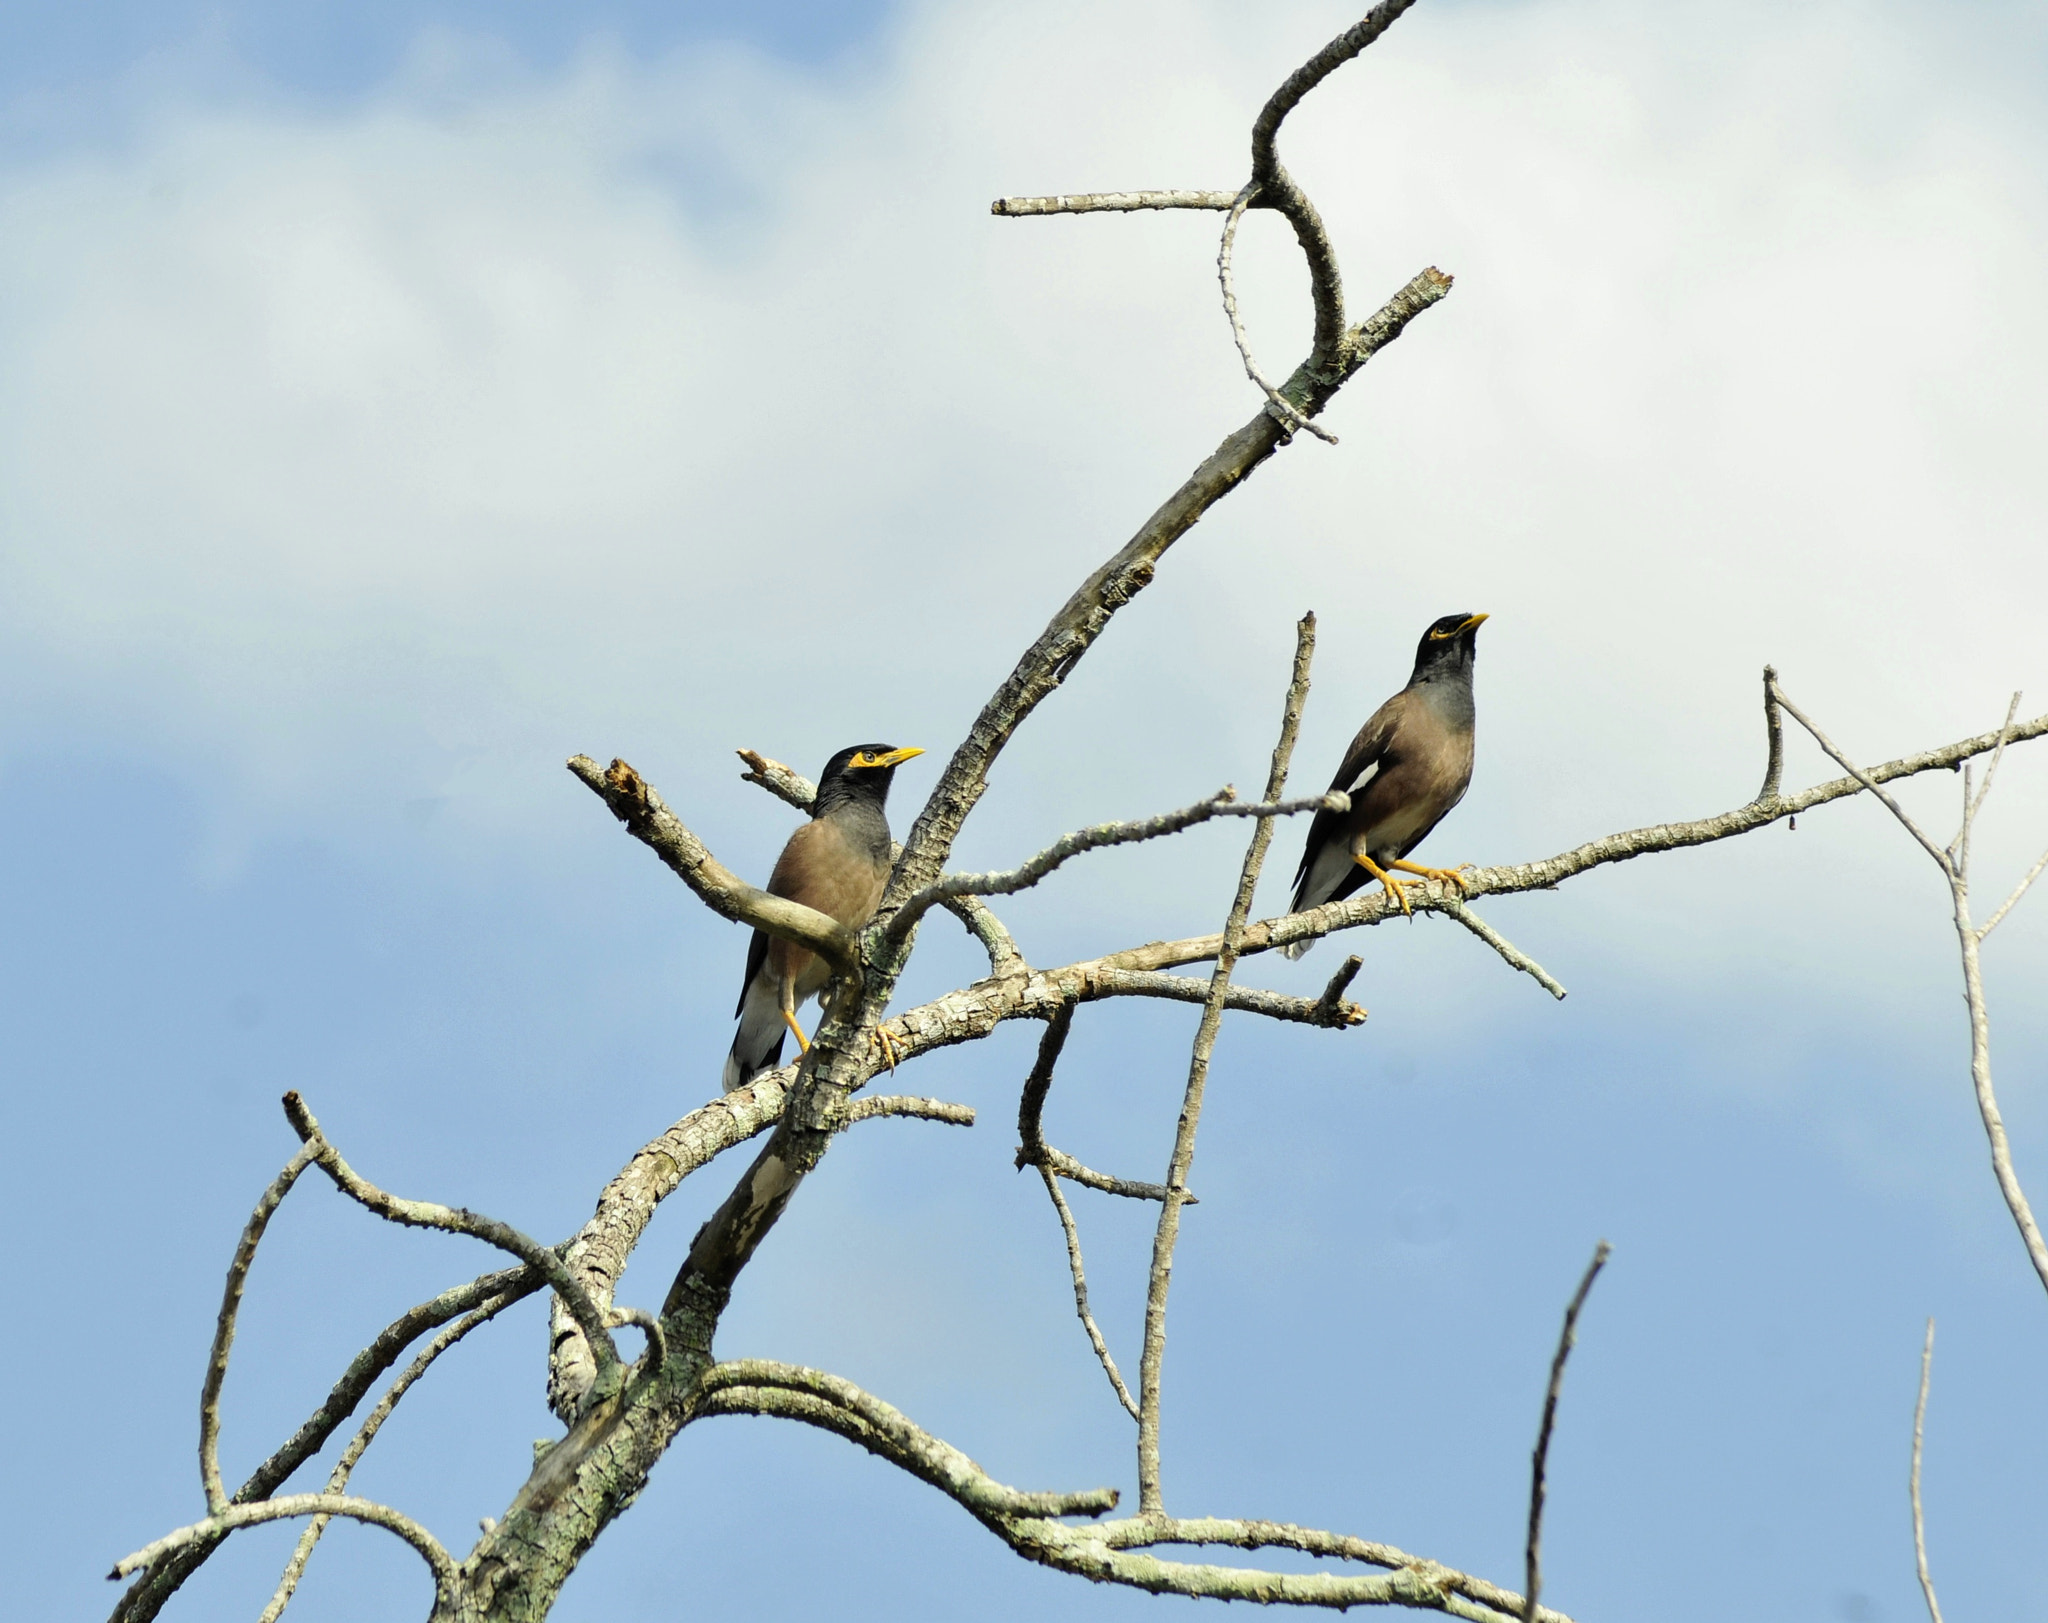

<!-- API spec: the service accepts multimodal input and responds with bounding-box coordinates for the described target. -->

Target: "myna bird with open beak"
[722,744,923,1093]
[1283,613,1487,958]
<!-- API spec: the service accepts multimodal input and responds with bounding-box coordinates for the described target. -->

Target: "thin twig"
[1910,1318,1946,1623]
[1525,1241,1611,1623]
[256,1288,522,1622]
[1435,897,1567,1000]
[281,1090,623,1393]
[887,787,1343,944]
[1960,692,2023,862]
[1770,681,1951,870]
[1219,186,1337,444]
[992,190,1239,215]
[200,1144,316,1513]
[1139,613,1317,1514]
[1041,1166,1142,1420]
[1979,844,2048,941]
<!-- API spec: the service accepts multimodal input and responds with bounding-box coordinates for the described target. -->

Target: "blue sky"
[5,2,2047,1621]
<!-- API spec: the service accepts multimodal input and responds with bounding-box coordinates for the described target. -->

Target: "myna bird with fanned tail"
[722,743,923,1093]
[1283,613,1487,958]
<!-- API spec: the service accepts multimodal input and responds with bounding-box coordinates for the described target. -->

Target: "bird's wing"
[1291,699,1401,896]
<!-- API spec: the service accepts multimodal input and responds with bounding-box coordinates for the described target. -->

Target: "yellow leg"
[780,1007,811,1053]
[874,1024,901,1074]
[1354,852,1414,917]
[1388,858,1473,895]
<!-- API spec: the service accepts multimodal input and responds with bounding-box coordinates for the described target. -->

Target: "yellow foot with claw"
[873,1024,902,1074]
[781,1008,812,1053]
[1354,853,1414,916]
[1389,859,1474,895]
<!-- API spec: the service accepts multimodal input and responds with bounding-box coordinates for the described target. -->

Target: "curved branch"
[568,754,854,971]
[111,1495,456,1602]
[282,1090,622,1395]
[693,1360,1119,1519]
[115,1265,539,1623]
[256,1287,522,1622]
[1249,0,1422,364]
[1525,1242,1610,1623]
[200,1144,316,1513]
[1220,187,1338,443]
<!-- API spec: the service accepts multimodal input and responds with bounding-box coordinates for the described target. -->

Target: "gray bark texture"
[109,6,2048,1621]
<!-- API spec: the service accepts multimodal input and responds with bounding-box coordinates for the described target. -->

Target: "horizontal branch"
[283,1090,624,1397]
[568,754,854,972]
[1105,706,2048,970]
[992,190,1238,215]
[111,1495,456,1601]
[1091,965,1365,1027]
[688,1354,1574,1622]
[843,1094,976,1128]
[1081,1517,1573,1623]
[888,789,1344,942]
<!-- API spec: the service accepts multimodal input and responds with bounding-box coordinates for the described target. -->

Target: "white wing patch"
[1346,760,1381,795]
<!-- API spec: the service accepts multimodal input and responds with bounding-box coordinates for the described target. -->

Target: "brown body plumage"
[1285,614,1486,955]
[722,743,921,1092]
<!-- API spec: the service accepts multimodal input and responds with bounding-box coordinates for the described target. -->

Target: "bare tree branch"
[888,787,1344,942]
[1911,1318,1946,1623]
[1980,843,2048,941]
[283,1090,626,1396]
[568,754,855,971]
[1434,896,1567,1000]
[1770,681,1950,870]
[200,1144,316,1514]
[111,1495,457,1602]
[1756,664,1784,803]
[842,1095,976,1128]
[1139,612,1317,1513]
[1250,0,1419,365]
[992,190,1239,215]
[1040,1167,1143,1420]
[883,262,1449,912]
[1525,1242,1610,1623]
[256,1287,524,1622]
[694,1360,1120,1518]
[115,1266,540,1623]
[1220,186,1339,443]
[1766,688,2048,1301]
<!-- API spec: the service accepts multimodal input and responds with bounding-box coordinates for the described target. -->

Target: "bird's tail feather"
[1280,938,1314,961]
[724,975,789,1093]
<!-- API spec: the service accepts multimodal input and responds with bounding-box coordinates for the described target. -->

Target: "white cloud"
[2,0,2044,950]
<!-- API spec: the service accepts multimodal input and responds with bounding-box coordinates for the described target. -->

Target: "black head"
[814,743,924,812]
[1409,612,1488,684]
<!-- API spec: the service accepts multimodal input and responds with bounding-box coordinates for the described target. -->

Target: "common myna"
[1283,613,1487,957]
[722,743,923,1093]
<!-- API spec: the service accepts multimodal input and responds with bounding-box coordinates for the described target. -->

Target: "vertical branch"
[1137,613,1317,1514]
[1910,1318,1946,1623]
[1525,1240,1611,1623]
[200,1145,318,1514]
[1757,665,1783,803]
[1951,896,2048,1298]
